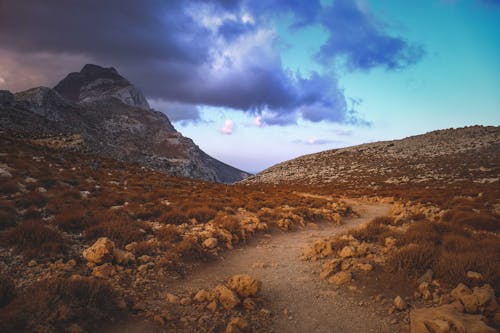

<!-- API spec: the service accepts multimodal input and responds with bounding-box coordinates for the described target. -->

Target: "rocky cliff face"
[244,126,500,189]
[0,64,250,183]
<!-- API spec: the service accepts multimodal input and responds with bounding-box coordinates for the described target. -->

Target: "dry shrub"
[84,211,144,246]
[186,206,217,223]
[0,273,15,307]
[0,276,121,332]
[14,191,48,209]
[0,220,66,258]
[129,202,163,220]
[387,242,438,277]
[133,240,158,256]
[171,236,206,261]
[0,180,18,195]
[212,212,240,234]
[0,203,17,230]
[350,216,396,244]
[444,210,498,232]
[53,206,91,232]
[157,225,181,243]
[159,209,190,225]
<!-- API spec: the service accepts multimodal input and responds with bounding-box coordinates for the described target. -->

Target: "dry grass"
[0,220,67,258]
[0,276,121,332]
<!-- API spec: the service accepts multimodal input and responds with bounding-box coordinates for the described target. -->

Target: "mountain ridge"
[0,64,250,183]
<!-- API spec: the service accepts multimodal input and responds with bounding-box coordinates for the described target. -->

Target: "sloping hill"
[244,126,500,190]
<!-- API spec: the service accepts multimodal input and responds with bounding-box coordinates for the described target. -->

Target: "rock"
[92,263,116,279]
[328,271,352,285]
[357,263,373,272]
[194,289,212,302]
[180,297,191,306]
[28,259,37,267]
[113,248,135,265]
[125,242,138,252]
[202,237,218,249]
[225,317,248,333]
[472,284,497,312]
[0,90,15,107]
[339,246,356,258]
[394,296,407,311]
[214,284,240,310]
[227,274,262,298]
[165,293,180,304]
[320,259,341,279]
[65,323,86,333]
[410,304,496,333]
[385,237,397,248]
[138,255,152,264]
[302,239,333,260]
[137,262,154,272]
[467,271,483,280]
[243,298,257,310]
[417,269,434,284]
[82,237,115,264]
[206,300,217,312]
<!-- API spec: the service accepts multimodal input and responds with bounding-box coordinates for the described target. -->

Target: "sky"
[0,0,499,173]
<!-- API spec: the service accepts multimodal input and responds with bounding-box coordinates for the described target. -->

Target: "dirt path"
[108,198,410,333]
[169,199,407,333]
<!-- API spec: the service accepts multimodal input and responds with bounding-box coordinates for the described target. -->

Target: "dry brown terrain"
[0,126,499,332]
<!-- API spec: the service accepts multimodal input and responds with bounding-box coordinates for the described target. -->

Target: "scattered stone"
[92,263,116,279]
[28,259,37,267]
[113,248,135,265]
[242,298,257,310]
[339,246,356,258]
[227,274,262,298]
[165,293,180,304]
[214,284,240,310]
[138,255,152,264]
[384,237,397,248]
[206,300,217,312]
[225,317,248,333]
[410,304,496,333]
[417,269,434,284]
[467,271,483,280]
[194,289,212,302]
[394,296,406,311]
[357,263,373,272]
[82,237,115,264]
[328,271,352,285]
[203,237,218,249]
[180,297,192,306]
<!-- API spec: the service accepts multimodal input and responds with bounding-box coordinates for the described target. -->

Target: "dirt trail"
[108,198,409,333]
[169,198,406,333]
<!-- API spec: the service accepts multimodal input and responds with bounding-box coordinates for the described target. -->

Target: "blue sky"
[1,0,499,173]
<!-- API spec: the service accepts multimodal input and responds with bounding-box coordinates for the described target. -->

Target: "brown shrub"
[0,180,18,195]
[186,206,217,223]
[0,203,17,230]
[445,210,498,232]
[83,211,145,246]
[157,225,181,243]
[0,220,67,258]
[0,273,15,307]
[212,212,240,235]
[0,276,121,332]
[171,236,206,261]
[14,191,48,209]
[387,242,438,277]
[159,210,190,225]
[52,207,91,232]
[350,217,396,244]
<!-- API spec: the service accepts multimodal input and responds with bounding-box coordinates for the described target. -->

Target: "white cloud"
[220,119,234,135]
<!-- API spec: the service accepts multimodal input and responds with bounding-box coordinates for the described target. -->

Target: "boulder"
[214,284,240,310]
[394,296,407,311]
[410,304,496,333]
[451,283,498,313]
[113,248,135,265]
[339,246,356,258]
[467,271,483,280]
[227,274,262,298]
[202,237,218,249]
[165,293,180,304]
[225,317,248,333]
[194,289,214,303]
[328,271,352,285]
[82,237,115,264]
[92,263,116,279]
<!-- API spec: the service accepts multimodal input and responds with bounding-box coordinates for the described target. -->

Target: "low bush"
[0,276,121,332]
[156,225,181,243]
[387,242,438,277]
[0,220,67,258]
[0,273,15,307]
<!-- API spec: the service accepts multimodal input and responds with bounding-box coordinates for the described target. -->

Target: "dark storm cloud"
[316,0,425,71]
[0,0,423,125]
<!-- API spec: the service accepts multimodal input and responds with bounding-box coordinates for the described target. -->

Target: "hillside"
[245,126,500,191]
[0,64,250,183]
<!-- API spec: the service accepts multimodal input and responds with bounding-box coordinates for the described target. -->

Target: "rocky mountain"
[0,64,250,183]
[244,126,500,190]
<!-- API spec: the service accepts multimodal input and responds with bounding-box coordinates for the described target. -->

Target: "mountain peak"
[54,64,150,110]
